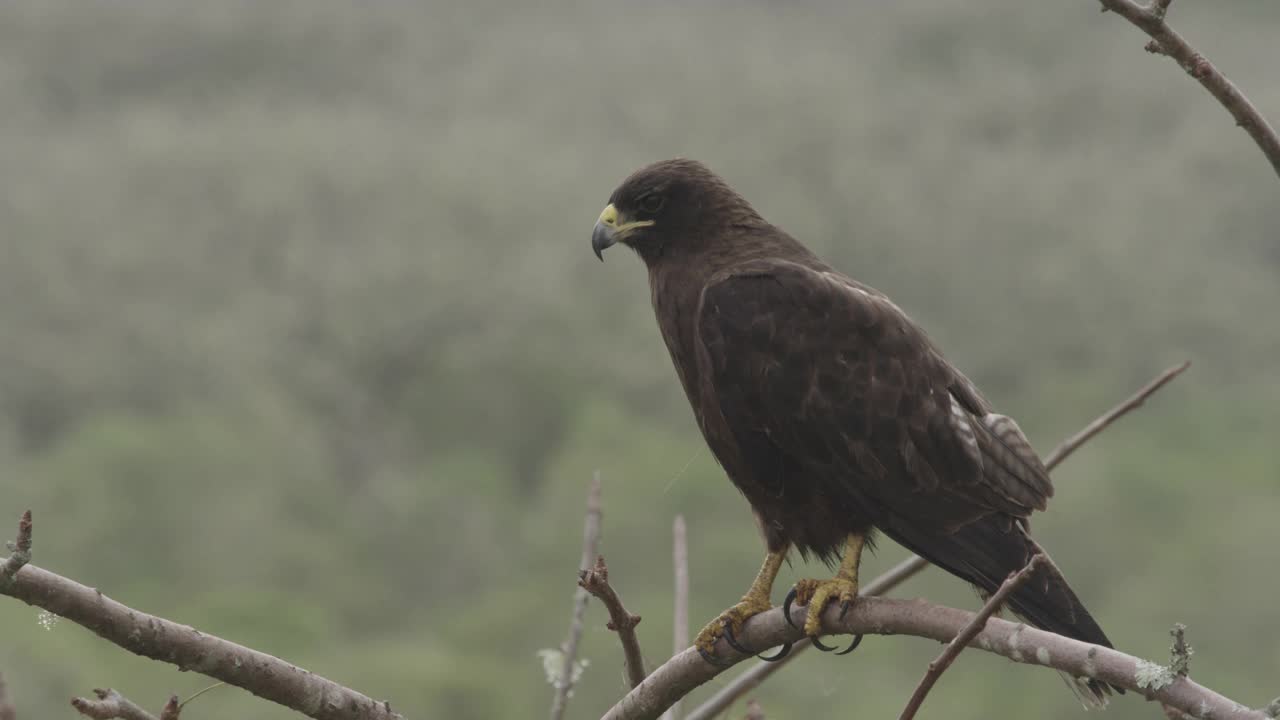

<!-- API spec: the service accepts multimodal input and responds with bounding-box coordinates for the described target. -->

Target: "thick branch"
[1098,0,1280,178]
[898,555,1045,720]
[602,597,1268,720]
[579,555,646,689]
[550,471,604,720]
[0,514,402,720]
[684,362,1188,719]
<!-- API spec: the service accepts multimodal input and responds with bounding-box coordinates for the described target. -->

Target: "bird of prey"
[590,158,1118,703]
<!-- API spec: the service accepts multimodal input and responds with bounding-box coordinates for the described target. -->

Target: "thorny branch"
[579,556,646,689]
[0,513,403,720]
[1096,0,1280,178]
[898,555,1046,720]
[550,471,604,720]
[684,362,1189,719]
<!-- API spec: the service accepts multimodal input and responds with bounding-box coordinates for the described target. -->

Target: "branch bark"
[0,514,403,720]
[898,555,1045,720]
[579,555,646,689]
[683,362,1188,719]
[550,471,604,720]
[1097,0,1280,178]
[601,597,1269,720]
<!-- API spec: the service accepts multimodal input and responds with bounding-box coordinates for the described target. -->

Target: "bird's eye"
[638,194,665,214]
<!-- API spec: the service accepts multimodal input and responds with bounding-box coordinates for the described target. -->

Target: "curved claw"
[782,587,800,630]
[756,641,793,662]
[697,645,733,668]
[721,620,754,656]
[834,634,864,656]
[811,635,839,652]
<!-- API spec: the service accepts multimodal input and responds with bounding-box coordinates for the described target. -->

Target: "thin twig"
[898,555,1046,720]
[684,363,1188,720]
[1095,0,1280,179]
[0,513,403,720]
[71,689,160,720]
[601,596,1268,720]
[550,471,604,720]
[663,516,690,720]
[1044,362,1190,466]
[580,555,646,688]
[0,510,32,589]
[0,673,16,720]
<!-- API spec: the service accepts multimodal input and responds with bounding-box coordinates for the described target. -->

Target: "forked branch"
[1098,0,1280,178]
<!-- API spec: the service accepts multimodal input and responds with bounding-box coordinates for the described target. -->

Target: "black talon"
[756,641,793,662]
[811,635,839,652]
[838,598,854,621]
[834,634,864,656]
[782,588,800,630]
[722,620,754,656]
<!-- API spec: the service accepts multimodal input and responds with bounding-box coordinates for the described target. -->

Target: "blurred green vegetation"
[1,1,1277,718]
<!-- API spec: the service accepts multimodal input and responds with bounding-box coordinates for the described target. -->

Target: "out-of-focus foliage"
[0,1,1277,718]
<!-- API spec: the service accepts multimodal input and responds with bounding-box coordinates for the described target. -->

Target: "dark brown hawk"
[591,158,1117,704]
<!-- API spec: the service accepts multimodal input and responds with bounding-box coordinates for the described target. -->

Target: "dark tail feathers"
[881,515,1122,704]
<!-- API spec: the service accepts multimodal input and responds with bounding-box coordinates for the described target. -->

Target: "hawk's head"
[590,158,763,265]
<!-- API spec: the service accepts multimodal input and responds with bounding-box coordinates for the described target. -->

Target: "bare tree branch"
[70,689,160,720]
[0,514,403,720]
[1096,0,1280,178]
[898,555,1045,720]
[684,362,1188,719]
[579,555,646,689]
[1045,362,1190,465]
[0,673,16,720]
[601,596,1270,720]
[663,515,689,720]
[550,471,604,720]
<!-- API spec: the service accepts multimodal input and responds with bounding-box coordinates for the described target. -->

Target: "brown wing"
[694,259,1053,528]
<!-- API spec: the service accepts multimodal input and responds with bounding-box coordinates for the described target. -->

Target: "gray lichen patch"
[1134,659,1176,691]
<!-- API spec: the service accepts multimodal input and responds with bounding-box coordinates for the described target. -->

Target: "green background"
[1,1,1277,718]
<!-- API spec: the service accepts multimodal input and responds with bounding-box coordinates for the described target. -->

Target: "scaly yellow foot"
[790,575,859,636]
[694,550,790,664]
[693,592,774,656]
[783,533,866,654]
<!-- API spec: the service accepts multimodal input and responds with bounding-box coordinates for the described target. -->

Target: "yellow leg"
[791,533,865,637]
[693,549,785,657]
